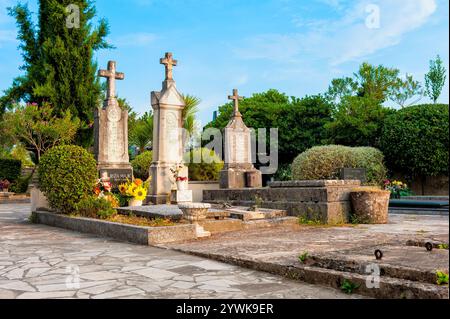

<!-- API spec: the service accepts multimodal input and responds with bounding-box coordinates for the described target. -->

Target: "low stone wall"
[33,211,197,245]
[189,181,220,202]
[203,180,361,224]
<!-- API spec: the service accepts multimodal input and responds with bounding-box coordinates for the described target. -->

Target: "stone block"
[170,190,193,204]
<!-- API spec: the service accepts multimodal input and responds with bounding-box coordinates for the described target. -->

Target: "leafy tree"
[1,1,110,146]
[129,112,153,154]
[2,103,80,162]
[325,96,394,147]
[182,94,200,136]
[390,74,423,108]
[380,104,449,183]
[425,55,447,104]
[327,62,411,104]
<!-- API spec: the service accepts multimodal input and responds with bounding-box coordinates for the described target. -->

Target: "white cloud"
[113,32,158,47]
[235,0,438,65]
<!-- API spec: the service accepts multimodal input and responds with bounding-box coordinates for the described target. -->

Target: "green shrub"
[274,163,292,181]
[9,172,33,194]
[380,104,449,178]
[291,145,387,185]
[183,148,224,181]
[38,145,98,214]
[131,151,152,180]
[75,196,116,219]
[0,158,22,182]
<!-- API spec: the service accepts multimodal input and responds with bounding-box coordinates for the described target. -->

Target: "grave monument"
[94,61,133,186]
[220,89,262,189]
[148,52,192,204]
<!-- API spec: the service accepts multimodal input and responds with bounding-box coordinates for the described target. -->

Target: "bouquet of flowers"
[170,163,187,181]
[384,180,412,199]
[118,179,148,205]
[93,179,119,207]
[0,179,11,192]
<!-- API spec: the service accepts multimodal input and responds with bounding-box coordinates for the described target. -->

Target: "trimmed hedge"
[131,151,152,180]
[291,145,387,185]
[380,104,449,178]
[183,148,224,181]
[0,158,22,181]
[38,145,98,214]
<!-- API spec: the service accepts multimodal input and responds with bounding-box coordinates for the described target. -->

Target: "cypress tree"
[1,0,110,146]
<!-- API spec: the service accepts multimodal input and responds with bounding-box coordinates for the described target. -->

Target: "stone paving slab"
[165,214,449,265]
[0,204,364,299]
[164,214,449,298]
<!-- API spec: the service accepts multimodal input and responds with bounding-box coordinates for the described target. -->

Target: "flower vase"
[129,198,143,207]
[177,180,188,191]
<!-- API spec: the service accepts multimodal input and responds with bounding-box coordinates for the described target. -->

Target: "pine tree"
[1,0,110,146]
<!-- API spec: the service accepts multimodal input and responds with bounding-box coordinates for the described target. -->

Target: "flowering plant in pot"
[384,180,412,199]
[118,178,148,207]
[170,164,188,191]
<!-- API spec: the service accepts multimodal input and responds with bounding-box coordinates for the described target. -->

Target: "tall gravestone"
[94,61,133,186]
[220,89,262,189]
[148,53,189,204]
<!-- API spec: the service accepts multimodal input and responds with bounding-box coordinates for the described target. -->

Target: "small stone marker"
[339,168,367,183]
[220,89,262,189]
[94,61,132,186]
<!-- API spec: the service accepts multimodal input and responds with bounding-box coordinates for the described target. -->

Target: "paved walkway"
[0,204,360,299]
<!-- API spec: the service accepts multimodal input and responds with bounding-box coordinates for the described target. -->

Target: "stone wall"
[203,180,361,224]
[393,173,449,196]
[189,181,220,202]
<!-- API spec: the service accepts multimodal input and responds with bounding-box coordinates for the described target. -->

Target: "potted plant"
[350,187,391,224]
[118,179,148,207]
[170,164,189,191]
[384,180,412,199]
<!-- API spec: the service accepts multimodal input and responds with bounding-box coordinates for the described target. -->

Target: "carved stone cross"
[160,52,178,81]
[98,61,124,100]
[228,89,244,116]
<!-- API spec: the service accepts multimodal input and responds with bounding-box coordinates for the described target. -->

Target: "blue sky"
[0,0,449,126]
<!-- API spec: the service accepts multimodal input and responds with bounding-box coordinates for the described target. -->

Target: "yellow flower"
[118,183,127,195]
[133,187,147,201]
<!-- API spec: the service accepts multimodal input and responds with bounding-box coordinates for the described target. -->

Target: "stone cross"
[228,89,244,116]
[98,61,124,100]
[160,52,178,81]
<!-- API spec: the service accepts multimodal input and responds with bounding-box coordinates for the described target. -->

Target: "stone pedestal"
[178,203,211,222]
[171,189,193,204]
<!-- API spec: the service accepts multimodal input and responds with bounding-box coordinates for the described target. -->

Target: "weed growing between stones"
[298,252,309,264]
[436,270,449,285]
[340,279,360,294]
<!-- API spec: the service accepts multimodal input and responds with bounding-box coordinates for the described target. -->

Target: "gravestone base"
[146,194,171,205]
[171,190,193,204]
[220,167,262,189]
[98,164,133,188]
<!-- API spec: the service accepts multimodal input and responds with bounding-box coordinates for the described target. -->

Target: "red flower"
[103,182,112,192]
[94,187,101,196]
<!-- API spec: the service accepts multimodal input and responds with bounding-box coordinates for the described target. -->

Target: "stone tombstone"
[339,168,367,184]
[148,52,191,204]
[220,89,262,189]
[94,61,133,186]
